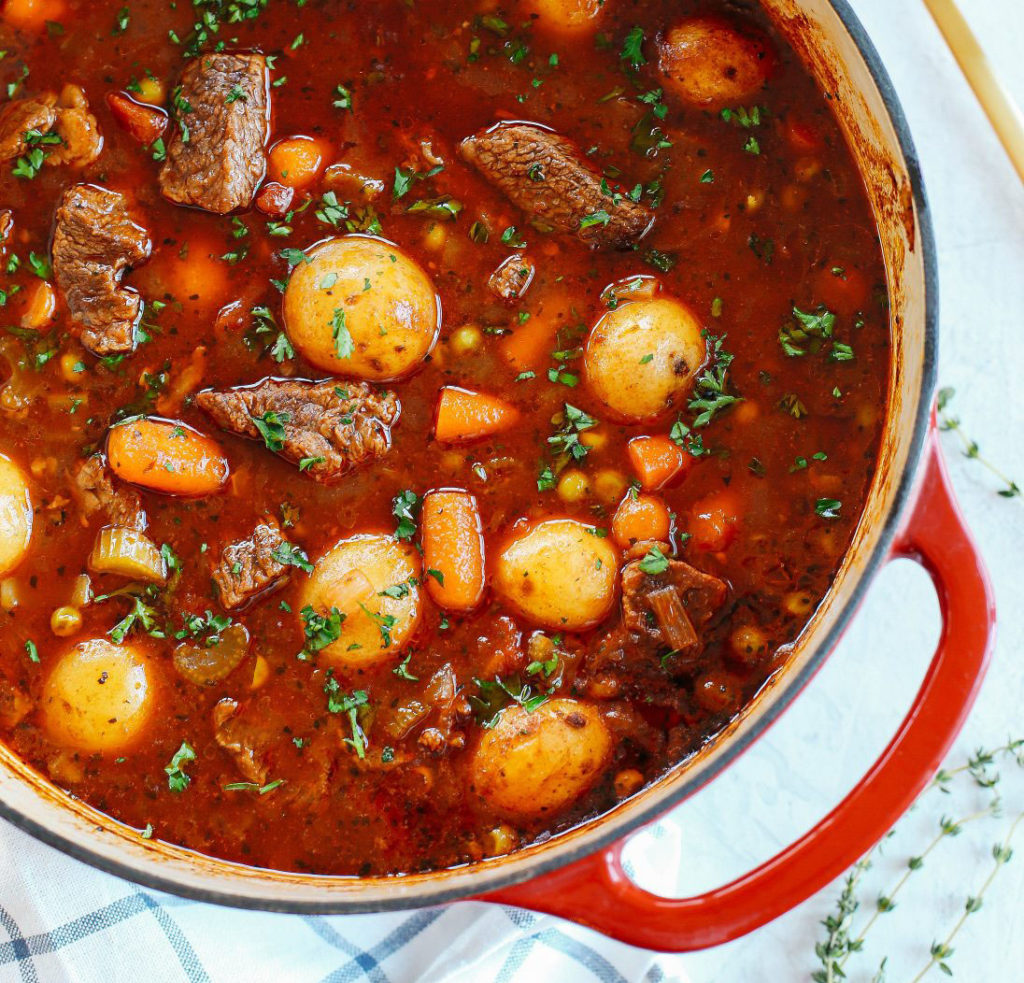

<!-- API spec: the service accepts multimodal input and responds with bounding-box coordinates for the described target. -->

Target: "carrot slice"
[434,386,520,443]
[689,490,741,552]
[627,435,690,491]
[105,92,168,145]
[268,136,327,189]
[421,489,485,612]
[107,418,229,497]
[611,492,671,547]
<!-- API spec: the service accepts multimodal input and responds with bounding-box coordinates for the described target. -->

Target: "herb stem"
[907,809,1023,983]
[937,388,1020,498]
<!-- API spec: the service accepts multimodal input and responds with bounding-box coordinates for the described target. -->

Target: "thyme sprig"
[813,739,1023,982]
[937,387,1020,499]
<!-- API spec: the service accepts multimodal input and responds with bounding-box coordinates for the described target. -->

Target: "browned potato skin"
[659,15,776,109]
[470,698,613,819]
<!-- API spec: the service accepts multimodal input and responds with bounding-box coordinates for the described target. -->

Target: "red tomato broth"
[0,0,888,874]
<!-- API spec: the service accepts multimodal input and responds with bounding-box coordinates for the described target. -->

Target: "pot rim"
[0,0,939,912]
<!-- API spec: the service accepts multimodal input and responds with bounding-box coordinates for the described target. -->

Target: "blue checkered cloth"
[0,820,686,982]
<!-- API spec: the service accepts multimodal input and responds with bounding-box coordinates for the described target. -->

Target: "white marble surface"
[636,0,1024,978]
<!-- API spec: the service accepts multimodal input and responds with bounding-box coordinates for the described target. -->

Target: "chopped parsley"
[271,541,313,574]
[252,410,289,452]
[392,489,420,541]
[165,741,196,793]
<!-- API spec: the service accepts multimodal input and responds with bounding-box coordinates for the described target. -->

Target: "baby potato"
[42,638,154,752]
[659,15,775,109]
[283,235,440,380]
[299,533,422,669]
[584,297,706,422]
[494,518,618,631]
[471,698,612,818]
[521,0,603,31]
[0,455,32,577]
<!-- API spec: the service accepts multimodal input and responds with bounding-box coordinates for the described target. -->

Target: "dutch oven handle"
[481,428,994,951]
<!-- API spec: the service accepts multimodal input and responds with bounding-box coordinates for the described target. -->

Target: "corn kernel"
[732,400,759,425]
[592,467,628,504]
[783,590,814,617]
[60,352,87,383]
[744,189,766,212]
[579,429,607,452]
[423,222,447,252]
[557,469,591,502]
[730,624,768,664]
[251,655,271,690]
[487,824,518,856]
[613,768,644,798]
[448,324,483,357]
[51,605,83,637]
[136,76,165,105]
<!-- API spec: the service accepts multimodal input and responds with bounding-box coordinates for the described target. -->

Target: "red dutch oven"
[0,0,994,953]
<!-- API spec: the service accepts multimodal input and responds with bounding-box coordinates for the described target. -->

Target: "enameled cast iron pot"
[0,0,996,952]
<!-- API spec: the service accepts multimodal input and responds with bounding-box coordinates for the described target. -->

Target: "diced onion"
[0,577,20,611]
[88,526,167,583]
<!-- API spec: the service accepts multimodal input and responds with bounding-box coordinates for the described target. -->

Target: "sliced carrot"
[107,418,229,497]
[814,265,870,317]
[688,489,741,552]
[434,386,520,444]
[498,312,556,371]
[611,493,671,548]
[105,92,168,145]
[627,435,690,491]
[421,489,485,612]
[2,0,65,31]
[268,136,328,189]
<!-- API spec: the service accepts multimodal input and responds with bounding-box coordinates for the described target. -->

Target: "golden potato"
[584,297,706,421]
[283,235,440,380]
[659,15,775,109]
[494,518,618,631]
[521,0,603,31]
[300,533,422,669]
[42,638,154,752]
[0,454,32,577]
[471,698,612,818]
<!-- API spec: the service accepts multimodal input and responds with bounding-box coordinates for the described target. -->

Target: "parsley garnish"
[165,742,196,793]
[252,410,289,452]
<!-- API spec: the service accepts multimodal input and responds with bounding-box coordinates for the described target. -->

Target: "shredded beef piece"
[620,553,728,664]
[71,456,147,530]
[196,377,400,481]
[212,520,289,611]
[47,85,102,166]
[159,53,269,214]
[0,94,56,162]
[0,86,101,166]
[459,122,653,248]
[213,698,270,785]
[488,252,536,301]
[52,184,151,356]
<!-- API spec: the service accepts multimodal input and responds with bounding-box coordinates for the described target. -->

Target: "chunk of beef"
[196,377,401,482]
[0,94,56,162]
[52,184,151,357]
[459,122,653,249]
[621,553,728,664]
[213,698,269,784]
[47,85,102,166]
[71,455,147,530]
[0,86,101,167]
[212,520,289,611]
[159,53,269,214]
[488,252,536,301]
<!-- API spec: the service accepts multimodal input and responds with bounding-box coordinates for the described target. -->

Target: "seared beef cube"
[213,698,269,784]
[212,520,289,611]
[196,377,401,481]
[71,455,147,531]
[488,252,536,301]
[52,184,151,357]
[460,122,653,249]
[160,53,269,214]
[620,554,727,663]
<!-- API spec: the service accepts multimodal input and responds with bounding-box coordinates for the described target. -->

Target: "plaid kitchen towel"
[0,819,689,983]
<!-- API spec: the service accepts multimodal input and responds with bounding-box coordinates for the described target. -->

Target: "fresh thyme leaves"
[165,741,196,793]
[812,739,1024,983]
[937,387,1020,499]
